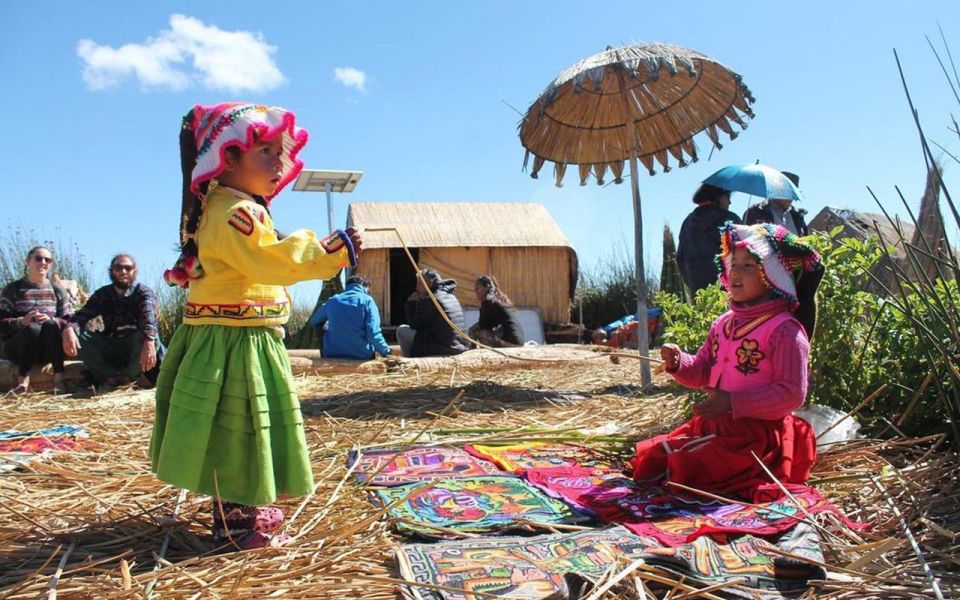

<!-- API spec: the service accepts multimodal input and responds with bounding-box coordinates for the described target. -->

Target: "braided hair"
[162,109,206,288]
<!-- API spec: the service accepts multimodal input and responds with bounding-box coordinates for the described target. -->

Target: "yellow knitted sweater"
[184,185,353,327]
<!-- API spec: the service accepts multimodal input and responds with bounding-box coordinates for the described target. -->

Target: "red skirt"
[629,413,816,499]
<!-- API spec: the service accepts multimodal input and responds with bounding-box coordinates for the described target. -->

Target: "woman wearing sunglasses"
[0,246,73,394]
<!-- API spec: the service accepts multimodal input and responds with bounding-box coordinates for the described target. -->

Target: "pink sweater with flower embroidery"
[669,298,809,421]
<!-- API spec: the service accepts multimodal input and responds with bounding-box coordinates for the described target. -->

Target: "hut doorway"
[389,247,419,325]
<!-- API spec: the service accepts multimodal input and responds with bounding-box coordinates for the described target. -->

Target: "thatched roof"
[347,202,575,250]
[520,43,755,185]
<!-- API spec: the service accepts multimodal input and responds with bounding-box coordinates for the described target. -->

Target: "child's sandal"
[212,503,285,535]
[214,531,292,552]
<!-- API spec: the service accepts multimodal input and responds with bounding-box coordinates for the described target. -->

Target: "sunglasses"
[32,256,53,265]
[112,264,135,272]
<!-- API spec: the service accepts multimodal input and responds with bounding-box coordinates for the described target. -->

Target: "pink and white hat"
[718,222,822,307]
[189,102,308,200]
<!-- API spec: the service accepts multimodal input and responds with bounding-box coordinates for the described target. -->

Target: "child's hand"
[660,343,681,371]
[346,227,364,256]
[692,388,732,418]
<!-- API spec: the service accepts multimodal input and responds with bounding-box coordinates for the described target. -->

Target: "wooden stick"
[45,540,75,600]
[870,475,945,600]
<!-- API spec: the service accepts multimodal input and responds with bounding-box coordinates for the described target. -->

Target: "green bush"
[653,284,726,352]
[575,239,659,331]
[153,282,186,346]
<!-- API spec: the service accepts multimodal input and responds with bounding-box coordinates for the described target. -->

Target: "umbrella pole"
[629,150,652,388]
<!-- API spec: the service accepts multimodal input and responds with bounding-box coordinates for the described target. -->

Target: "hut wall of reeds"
[346,202,578,326]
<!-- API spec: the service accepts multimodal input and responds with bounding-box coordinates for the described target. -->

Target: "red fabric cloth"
[630,412,816,499]
[525,466,865,546]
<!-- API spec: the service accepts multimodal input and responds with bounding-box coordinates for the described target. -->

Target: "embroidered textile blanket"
[397,524,826,600]
[525,466,861,546]
[0,436,87,453]
[463,441,621,474]
[0,425,86,440]
[373,476,586,538]
[0,425,88,474]
[347,446,504,487]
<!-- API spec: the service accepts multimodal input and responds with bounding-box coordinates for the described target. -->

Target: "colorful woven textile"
[525,466,861,546]
[0,425,88,474]
[397,524,826,600]
[373,476,585,538]
[463,441,621,474]
[0,436,86,453]
[348,446,504,487]
[0,425,85,440]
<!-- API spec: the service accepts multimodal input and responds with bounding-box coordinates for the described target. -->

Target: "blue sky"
[2,1,958,304]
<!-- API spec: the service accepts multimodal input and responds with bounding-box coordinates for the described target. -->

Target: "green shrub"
[653,284,726,352]
[153,282,186,346]
[575,238,659,331]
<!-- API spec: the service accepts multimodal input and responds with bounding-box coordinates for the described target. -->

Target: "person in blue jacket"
[308,275,391,360]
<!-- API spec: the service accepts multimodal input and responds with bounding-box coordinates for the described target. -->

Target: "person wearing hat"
[150,102,363,551]
[742,171,809,236]
[631,222,825,499]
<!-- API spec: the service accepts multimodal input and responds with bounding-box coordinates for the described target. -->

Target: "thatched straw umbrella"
[520,43,755,385]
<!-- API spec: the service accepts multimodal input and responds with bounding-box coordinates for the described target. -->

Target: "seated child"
[631,223,824,499]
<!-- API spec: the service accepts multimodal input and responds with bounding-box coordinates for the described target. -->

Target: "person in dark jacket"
[676,184,742,296]
[742,171,809,236]
[468,275,524,347]
[308,274,391,360]
[68,254,165,388]
[396,268,468,357]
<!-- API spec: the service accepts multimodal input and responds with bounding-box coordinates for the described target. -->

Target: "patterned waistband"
[184,301,290,321]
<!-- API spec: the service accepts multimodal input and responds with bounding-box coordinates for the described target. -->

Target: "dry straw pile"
[0,358,957,598]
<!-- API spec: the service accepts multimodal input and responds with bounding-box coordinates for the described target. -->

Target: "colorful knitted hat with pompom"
[189,102,309,200]
[717,222,822,308]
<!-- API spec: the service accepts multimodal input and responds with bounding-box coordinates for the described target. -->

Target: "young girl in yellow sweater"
[151,102,362,550]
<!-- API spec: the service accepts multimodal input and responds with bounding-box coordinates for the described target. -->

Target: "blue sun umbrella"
[703,162,802,201]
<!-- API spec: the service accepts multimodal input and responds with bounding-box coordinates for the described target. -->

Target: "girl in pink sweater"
[631,223,824,499]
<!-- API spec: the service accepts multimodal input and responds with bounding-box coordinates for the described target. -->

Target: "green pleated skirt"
[150,325,314,506]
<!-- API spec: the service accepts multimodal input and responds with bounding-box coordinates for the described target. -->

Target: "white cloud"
[333,67,367,92]
[77,14,284,92]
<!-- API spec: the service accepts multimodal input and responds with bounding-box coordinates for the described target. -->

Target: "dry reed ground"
[0,358,957,599]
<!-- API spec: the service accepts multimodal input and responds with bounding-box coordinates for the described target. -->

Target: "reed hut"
[346,202,578,327]
[809,206,918,294]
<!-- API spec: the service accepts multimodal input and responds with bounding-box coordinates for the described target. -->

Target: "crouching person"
[308,275,391,360]
[66,254,164,388]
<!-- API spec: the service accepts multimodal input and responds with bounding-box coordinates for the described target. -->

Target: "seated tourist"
[0,246,73,394]
[66,254,164,388]
[396,268,468,357]
[308,275,391,360]
[468,275,524,347]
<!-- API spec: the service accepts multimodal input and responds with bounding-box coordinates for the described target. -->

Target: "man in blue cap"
[743,171,809,235]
